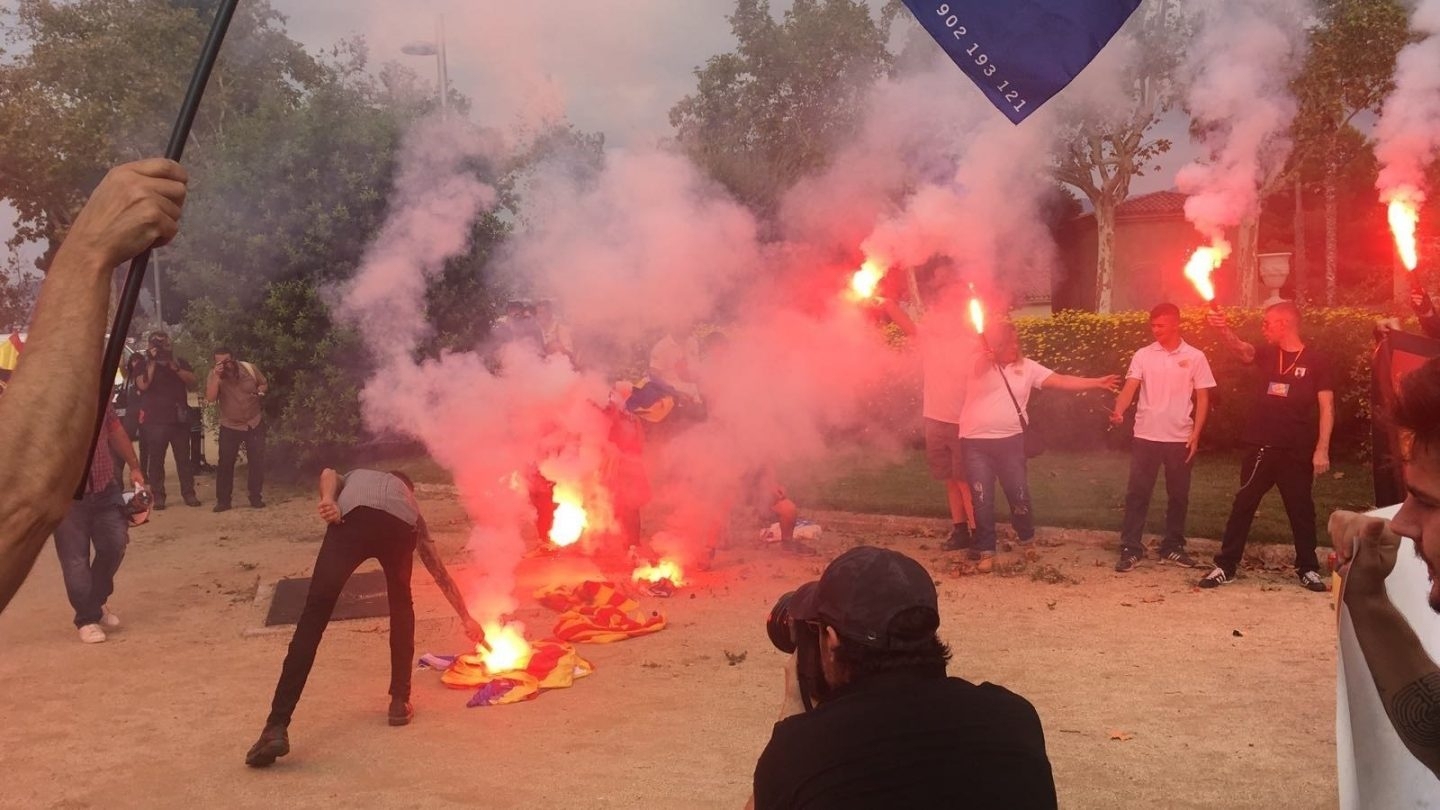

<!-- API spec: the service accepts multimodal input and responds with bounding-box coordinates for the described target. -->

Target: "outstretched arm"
[415,515,488,648]
[1207,311,1256,364]
[1042,373,1120,393]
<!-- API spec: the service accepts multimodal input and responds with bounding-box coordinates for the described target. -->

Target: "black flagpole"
[75,0,241,498]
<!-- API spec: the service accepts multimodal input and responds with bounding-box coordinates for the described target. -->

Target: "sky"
[1,0,1192,269]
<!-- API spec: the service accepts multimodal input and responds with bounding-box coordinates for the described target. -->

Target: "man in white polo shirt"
[1109,303,1216,572]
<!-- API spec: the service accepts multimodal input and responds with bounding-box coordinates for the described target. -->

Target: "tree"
[669,0,892,216]
[0,0,322,266]
[1051,2,1186,313]
[1286,0,1410,304]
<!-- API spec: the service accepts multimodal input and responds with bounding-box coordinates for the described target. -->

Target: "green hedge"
[1014,307,1387,460]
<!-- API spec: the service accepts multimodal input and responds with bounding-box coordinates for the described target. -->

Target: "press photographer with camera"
[750,546,1056,809]
[135,330,199,509]
[206,347,268,512]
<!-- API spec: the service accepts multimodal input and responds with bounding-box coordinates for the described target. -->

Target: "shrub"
[1014,306,1388,460]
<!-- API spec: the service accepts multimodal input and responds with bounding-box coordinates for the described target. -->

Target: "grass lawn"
[785,449,1377,546]
[378,448,1377,547]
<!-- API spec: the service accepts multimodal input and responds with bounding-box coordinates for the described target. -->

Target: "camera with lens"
[766,588,830,711]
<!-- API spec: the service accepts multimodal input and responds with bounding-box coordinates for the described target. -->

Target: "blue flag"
[901,0,1143,124]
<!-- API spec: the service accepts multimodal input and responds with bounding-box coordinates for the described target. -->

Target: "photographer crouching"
[750,546,1056,809]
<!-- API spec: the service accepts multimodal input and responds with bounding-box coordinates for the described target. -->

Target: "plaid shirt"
[85,407,123,495]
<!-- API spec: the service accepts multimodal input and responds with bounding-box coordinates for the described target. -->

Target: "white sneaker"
[100,606,121,629]
[78,624,107,644]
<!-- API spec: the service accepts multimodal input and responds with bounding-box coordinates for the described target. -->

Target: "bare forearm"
[417,535,474,623]
[108,423,141,474]
[318,468,339,502]
[1193,390,1211,438]
[1317,398,1335,454]
[0,249,112,611]
[1221,328,1256,363]
[205,373,220,403]
[1349,595,1440,775]
[1044,374,1097,392]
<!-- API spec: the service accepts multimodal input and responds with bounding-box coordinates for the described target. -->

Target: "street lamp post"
[400,15,449,116]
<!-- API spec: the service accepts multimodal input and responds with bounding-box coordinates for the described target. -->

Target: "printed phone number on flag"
[932,4,1029,116]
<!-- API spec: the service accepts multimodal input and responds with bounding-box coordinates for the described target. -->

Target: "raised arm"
[205,367,221,403]
[0,159,187,614]
[414,515,488,648]
[1206,311,1256,364]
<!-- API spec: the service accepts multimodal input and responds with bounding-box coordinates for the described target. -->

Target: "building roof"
[1073,190,1188,222]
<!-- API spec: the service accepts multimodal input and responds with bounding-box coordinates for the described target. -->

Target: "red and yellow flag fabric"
[537,580,667,643]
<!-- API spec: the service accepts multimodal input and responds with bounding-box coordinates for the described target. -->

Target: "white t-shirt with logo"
[1126,340,1217,443]
[958,358,1054,439]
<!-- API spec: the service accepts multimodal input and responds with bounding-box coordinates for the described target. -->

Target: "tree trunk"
[1235,214,1260,307]
[1324,153,1339,305]
[1094,197,1118,313]
[1293,177,1306,304]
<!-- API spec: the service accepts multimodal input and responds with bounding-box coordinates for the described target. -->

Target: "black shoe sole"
[245,739,289,767]
[388,713,413,727]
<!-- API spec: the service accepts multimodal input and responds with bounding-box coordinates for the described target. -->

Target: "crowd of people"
[3,159,1440,806]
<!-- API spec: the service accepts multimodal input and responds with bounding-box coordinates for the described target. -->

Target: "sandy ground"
[0,471,1341,810]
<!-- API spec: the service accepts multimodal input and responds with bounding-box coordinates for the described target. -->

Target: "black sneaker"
[184,495,202,507]
[388,699,414,727]
[1158,549,1201,568]
[1298,571,1328,592]
[250,499,267,509]
[1197,567,1233,588]
[245,724,290,767]
[152,498,167,511]
[1114,553,1140,573]
[213,503,231,513]
[942,524,973,552]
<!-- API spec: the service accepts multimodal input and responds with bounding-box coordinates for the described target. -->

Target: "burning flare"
[967,283,985,335]
[479,622,534,674]
[1386,189,1421,272]
[1183,241,1230,304]
[548,487,587,547]
[849,259,885,300]
[632,558,685,587]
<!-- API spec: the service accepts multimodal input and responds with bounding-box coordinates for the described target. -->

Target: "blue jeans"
[53,484,129,627]
[961,434,1034,555]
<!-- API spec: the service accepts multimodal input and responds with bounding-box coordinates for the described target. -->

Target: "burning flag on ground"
[538,580,667,643]
[632,558,684,598]
[442,633,595,707]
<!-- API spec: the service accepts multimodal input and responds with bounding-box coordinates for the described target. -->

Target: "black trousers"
[216,422,266,506]
[1118,439,1192,556]
[267,507,417,727]
[1214,445,1320,576]
[141,422,194,501]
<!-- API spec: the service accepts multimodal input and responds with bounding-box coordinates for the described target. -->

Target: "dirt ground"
[0,472,1341,809]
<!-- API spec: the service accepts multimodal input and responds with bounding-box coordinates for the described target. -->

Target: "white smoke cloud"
[1374,0,1440,205]
[1175,0,1312,246]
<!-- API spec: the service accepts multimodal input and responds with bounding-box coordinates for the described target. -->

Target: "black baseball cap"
[789,546,939,650]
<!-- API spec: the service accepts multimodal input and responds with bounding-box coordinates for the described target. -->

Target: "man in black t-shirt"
[135,331,199,509]
[1200,303,1335,592]
[748,546,1056,810]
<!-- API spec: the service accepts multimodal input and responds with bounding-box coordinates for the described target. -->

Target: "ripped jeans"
[961,434,1034,556]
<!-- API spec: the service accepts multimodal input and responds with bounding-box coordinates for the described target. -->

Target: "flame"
[632,558,685,586]
[1183,241,1229,303]
[548,486,587,547]
[1386,190,1421,272]
[967,284,985,334]
[479,622,534,674]
[849,259,885,300]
